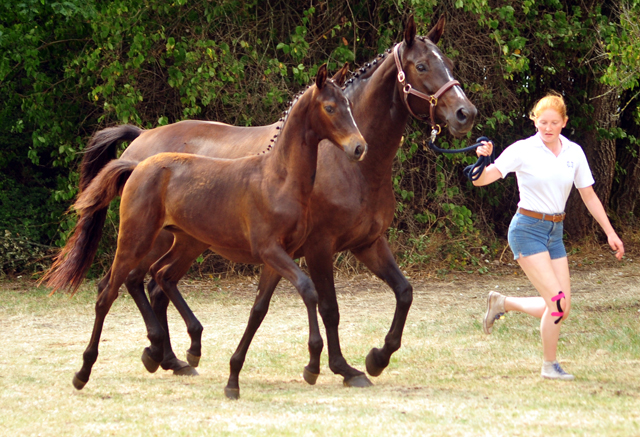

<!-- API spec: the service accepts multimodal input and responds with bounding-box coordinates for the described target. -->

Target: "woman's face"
[534,108,567,146]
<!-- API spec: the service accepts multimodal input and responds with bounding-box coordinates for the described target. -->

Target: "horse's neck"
[266,95,319,196]
[346,54,410,182]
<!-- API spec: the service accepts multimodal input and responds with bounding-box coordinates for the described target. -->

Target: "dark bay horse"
[74,15,476,389]
[43,64,366,395]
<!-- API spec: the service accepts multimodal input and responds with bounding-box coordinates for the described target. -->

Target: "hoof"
[72,373,87,390]
[173,365,199,376]
[343,374,373,388]
[224,386,240,400]
[365,348,387,377]
[141,349,161,373]
[186,351,201,368]
[303,366,319,385]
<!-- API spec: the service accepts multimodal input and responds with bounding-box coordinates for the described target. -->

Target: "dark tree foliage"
[1,0,639,274]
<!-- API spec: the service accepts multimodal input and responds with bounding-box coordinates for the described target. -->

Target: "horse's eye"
[324,105,335,114]
[416,64,427,72]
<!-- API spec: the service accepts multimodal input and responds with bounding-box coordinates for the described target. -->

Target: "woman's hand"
[608,233,625,261]
[476,141,493,157]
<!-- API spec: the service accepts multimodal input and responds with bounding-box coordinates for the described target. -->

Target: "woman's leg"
[515,252,571,362]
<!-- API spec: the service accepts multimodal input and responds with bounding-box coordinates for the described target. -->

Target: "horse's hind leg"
[123,263,167,374]
[304,241,372,387]
[352,236,413,378]
[75,199,167,389]
[74,273,120,389]
[225,265,282,400]
[122,230,191,373]
[150,233,209,376]
[75,254,165,389]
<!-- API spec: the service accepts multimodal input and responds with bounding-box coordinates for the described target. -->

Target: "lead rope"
[426,134,495,182]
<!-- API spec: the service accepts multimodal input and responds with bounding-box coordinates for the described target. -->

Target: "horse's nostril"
[456,107,468,123]
[354,144,364,159]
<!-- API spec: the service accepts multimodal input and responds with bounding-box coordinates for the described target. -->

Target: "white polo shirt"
[494,133,595,214]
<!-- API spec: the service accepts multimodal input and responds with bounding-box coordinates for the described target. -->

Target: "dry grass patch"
[1,261,639,436]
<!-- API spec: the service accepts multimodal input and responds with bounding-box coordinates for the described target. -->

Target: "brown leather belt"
[517,208,565,223]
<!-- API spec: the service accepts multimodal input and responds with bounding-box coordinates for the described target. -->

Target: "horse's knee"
[298,277,318,306]
[124,268,146,293]
[318,299,339,326]
[395,281,413,309]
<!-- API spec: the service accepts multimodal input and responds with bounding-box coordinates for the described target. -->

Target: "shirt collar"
[533,132,571,154]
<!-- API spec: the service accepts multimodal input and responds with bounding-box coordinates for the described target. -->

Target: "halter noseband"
[393,43,459,137]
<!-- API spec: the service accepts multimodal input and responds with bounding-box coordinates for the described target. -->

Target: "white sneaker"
[541,361,575,381]
[482,291,506,335]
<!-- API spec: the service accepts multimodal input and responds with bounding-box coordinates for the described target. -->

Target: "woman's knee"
[550,291,570,323]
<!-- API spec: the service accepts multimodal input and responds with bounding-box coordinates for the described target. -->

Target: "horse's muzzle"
[346,137,368,162]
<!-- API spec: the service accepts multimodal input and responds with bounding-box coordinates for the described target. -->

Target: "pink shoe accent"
[551,311,563,317]
[551,292,565,302]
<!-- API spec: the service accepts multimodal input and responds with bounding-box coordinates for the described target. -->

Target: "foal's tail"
[41,160,138,294]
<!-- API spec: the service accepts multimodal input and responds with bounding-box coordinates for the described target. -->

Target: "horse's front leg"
[225,245,322,400]
[303,241,373,387]
[351,236,413,377]
[224,265,282,400]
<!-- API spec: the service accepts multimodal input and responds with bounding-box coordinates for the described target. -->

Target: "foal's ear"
[316,63,328,89]
[331,63,349,87]
[404,14,417,47]
[427,15,446,44]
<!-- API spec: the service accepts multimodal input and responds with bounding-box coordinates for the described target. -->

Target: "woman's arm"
[577,185,625,260]
[472,141,503,186]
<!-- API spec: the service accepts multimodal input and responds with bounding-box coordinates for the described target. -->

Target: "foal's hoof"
[141,349,161,373]
[343,374,373,388]
[224,386,240,400]
[72,373,88,390]
[173,365,199,376]
[303,366,319,385]
[186,351,201,368]
[365,348,387,377]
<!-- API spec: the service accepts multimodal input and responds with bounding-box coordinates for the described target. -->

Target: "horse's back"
[120,120,279,162]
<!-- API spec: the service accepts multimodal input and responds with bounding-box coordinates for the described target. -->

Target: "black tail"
[80,125,143,192]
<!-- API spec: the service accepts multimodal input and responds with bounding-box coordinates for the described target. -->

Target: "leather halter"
[393,43,460,133]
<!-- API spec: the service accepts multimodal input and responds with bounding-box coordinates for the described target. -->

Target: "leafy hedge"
[1,0,639,275]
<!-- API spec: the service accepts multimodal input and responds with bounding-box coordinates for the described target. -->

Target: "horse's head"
[312,64,368,161]
[395,15,476,137]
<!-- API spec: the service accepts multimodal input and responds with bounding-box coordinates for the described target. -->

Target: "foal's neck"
[265,90,320,196]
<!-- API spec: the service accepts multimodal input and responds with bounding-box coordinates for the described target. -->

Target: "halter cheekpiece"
[393,43,459,138]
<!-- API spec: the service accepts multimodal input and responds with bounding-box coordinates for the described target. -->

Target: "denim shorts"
[507,213,566,260]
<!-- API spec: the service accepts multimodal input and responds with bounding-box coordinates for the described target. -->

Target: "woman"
[473,92,625,380]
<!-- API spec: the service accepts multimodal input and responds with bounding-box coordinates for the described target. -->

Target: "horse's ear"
[316,63,328,89]
[404,14,417,47]
[332,63,349,87]
[427,15,446,44]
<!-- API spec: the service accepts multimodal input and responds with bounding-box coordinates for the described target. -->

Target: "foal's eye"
[324,105,335,114]
[416,64,427,72]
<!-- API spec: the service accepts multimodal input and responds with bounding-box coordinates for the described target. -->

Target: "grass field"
[1,262,639,436]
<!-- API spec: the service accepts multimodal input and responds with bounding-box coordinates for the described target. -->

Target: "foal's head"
[310,64,367,161]
[396,15,476,137]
